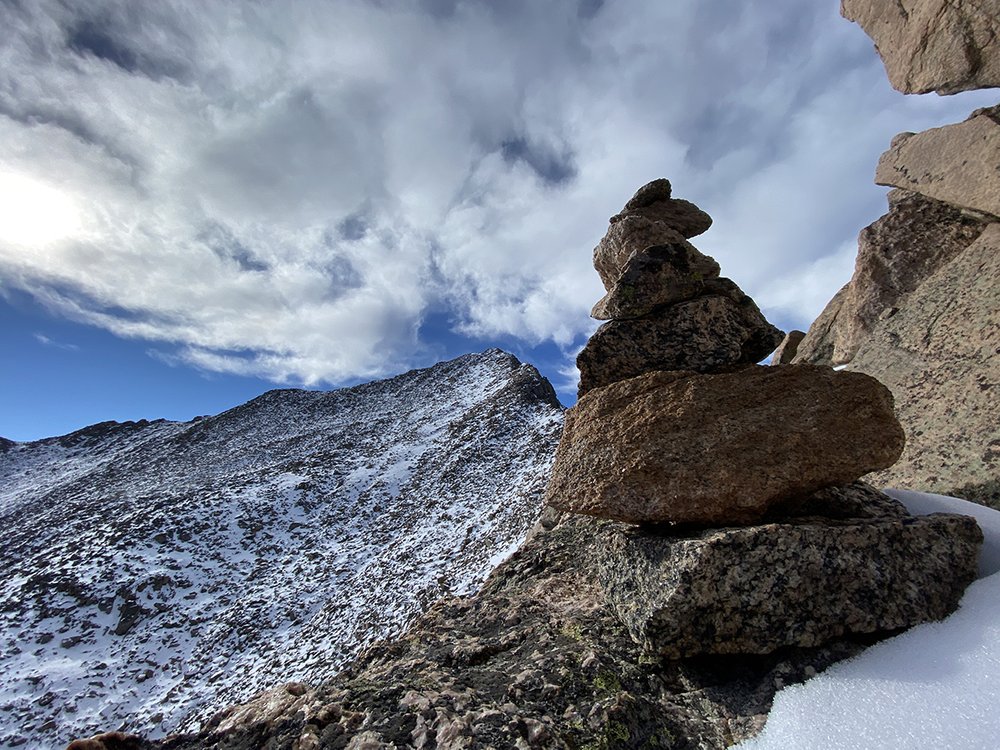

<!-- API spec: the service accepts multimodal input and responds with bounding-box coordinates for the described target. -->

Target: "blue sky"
[1,0,995,441]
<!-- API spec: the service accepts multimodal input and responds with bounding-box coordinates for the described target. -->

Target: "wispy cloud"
[0,0,994,386]
[33,333,79,352]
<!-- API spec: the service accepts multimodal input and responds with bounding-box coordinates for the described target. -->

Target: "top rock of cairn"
[579,179,783,395]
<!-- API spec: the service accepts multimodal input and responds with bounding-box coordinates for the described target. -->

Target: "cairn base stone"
[547,365,905,524]
[597,508,982,658]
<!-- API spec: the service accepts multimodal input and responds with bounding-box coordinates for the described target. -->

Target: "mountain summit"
[0,349,562,748]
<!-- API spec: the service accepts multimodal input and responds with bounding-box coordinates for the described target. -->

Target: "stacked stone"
[545,179,983,659]
[577,178,783,395]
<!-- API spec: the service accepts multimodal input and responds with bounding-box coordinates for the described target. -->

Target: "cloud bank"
[0,0,993,386]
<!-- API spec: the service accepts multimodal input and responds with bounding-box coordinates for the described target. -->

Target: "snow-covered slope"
[0,349,563,749]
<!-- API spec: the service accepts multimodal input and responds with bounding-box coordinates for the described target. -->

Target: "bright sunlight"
[0,172,81,246]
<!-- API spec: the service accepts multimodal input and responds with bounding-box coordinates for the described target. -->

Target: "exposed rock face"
[578,284,783,394]
[848,223,1000,508]
[794,189,990,366]
[546,366,905,525]
[841,0,1000,94]
[0,350,563,748]
[769,330,805,364]
[600,502,982,658]
[875,106,1000,219]
[591,242,722,320]
[103,514,895,750]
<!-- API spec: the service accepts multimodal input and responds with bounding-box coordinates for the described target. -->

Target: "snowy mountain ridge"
[0,349,563,748]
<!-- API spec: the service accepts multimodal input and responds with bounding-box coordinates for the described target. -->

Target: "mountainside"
[0,349,563,749]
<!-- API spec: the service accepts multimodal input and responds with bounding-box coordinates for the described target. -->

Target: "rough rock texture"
[593,179,713,289]
[1,350,563,748]
[841,0,1000,94]
[593,215,692,290]
[93,514,895,750]
[794,189,990,366]
[599,506,982,658]
[546,366,905,525]
[769,330,805,365]
[848,223,1000,509]
[577,281,783,395]
[875,106,1000,219]
[591,242,721,320]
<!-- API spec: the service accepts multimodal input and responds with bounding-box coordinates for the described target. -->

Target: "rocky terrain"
[75,180,983,750]
[0,349,563,748]
[793,3,1000,508]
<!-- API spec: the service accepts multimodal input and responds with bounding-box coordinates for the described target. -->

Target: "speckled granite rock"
[875,106,1000,219]
[849,223,1000,509]
[591,243,722,320]
[577,280,783,395]
[593,179,713,289]
[598,507,982,658]
[794,189,990,366]
[769,330,805,365]
[841,0,1000,95]
[547,365,905,524]
[84,514,892,750]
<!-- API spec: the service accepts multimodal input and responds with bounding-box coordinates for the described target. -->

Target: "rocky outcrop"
[88,513,903,750]
[579,181,782,395]
[769,330,805,364]
[841,0,1000,94]
[794,189,991,366]
[875,106,1000,218]
[600,497,982,658]
[546,366,904,524]
[849,223,1000,508]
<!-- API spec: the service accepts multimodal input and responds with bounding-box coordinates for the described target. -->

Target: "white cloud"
[0,0,996,386]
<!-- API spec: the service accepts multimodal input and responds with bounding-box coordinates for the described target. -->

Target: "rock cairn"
[577,178,783,395]
[546,179,983,658]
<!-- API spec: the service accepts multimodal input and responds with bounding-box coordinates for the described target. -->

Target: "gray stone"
[577,279,783,394]
[598,509,982,658]
[841,0,1000,95]
[591,242,722,320]
[769,330,805,365]
[849,222,1000,509]
[794,189,990,366]
[875,106,1000,219]
[547,365,906,525]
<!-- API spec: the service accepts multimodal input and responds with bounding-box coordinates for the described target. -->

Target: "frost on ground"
[0,349,563,749]
[739,492,1000,750]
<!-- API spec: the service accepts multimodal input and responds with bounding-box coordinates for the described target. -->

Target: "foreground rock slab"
[841,0,1000,94]
[577,282,782,394]
[547,365,905,524]
[599,507,982,658]
[81,514,893,750]
[875,106,1000,219]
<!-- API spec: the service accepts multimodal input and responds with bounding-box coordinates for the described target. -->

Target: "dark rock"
[598,510,982,658]
[794,190,989,366]
[769,330,805,365]
[577,280,783,395]
[592,214,690,290]
[547,365,905,524]
[591,242,722,320]
[841,0,1000,95]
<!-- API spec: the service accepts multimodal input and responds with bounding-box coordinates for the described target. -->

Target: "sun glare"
[0,172,82,246]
